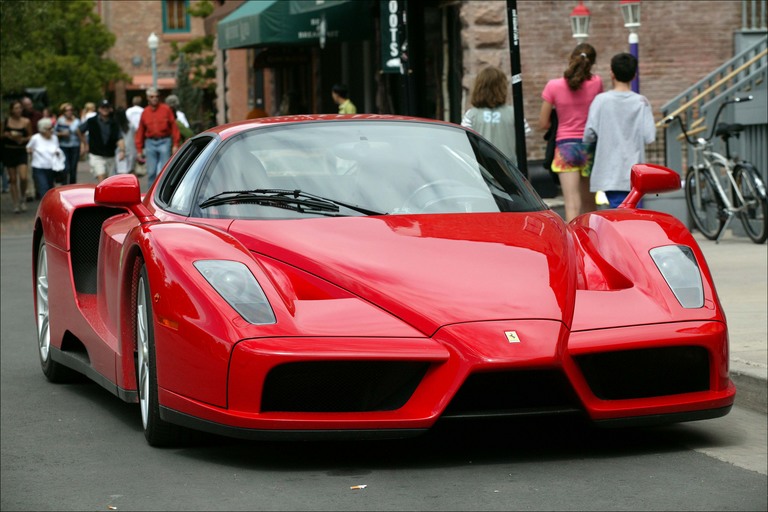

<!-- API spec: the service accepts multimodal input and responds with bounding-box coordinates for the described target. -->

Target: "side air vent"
[70,207,125,293]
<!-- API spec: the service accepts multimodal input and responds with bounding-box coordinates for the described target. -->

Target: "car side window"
[468,135,547,212]
[160,136,218,214]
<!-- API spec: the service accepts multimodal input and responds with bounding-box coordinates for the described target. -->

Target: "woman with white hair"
[26,117,63,199]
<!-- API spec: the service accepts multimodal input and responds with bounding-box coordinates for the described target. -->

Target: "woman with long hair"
[55,102,82,184]
[538,43,603,221]
[2,100,32,213]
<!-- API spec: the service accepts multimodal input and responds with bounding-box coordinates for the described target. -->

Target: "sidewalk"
[3,180,765,413]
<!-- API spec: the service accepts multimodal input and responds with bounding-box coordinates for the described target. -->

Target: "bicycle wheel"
[685,166,724,240]
[734,164,767,244]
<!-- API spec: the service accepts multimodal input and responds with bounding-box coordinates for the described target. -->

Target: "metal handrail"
[661,37,767,117]
[657,49,767,127]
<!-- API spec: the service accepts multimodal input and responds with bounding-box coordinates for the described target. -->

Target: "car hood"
[227,211,574,335]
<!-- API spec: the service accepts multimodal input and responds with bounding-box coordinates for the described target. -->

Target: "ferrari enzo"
[33,114,735,446]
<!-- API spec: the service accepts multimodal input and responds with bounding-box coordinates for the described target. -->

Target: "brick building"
[100,1,764,163]
[96,0,207,107]
[465,0,760,161]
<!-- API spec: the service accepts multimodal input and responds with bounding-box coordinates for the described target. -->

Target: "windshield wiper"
[199,189,384,216]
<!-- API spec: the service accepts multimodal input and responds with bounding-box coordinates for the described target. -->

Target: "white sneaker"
[20,201,27,212]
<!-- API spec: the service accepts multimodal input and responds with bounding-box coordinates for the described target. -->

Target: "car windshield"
[195,120,547,219]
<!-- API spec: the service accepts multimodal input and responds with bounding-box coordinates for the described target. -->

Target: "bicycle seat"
[715,122,743,139]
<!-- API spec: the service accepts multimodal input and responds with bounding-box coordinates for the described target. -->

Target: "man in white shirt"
[125,96,144,172]
[583,53,655,208]
[126,96,144,132]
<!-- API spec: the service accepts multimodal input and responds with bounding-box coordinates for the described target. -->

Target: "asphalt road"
[1,232,766,511]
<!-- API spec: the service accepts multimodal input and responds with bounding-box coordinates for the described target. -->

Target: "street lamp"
[147,32,159,90]
[619,0,641,92]
[570,1,591,43]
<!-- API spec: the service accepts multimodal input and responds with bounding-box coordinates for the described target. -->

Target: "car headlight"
[649,245,704,308]
[194,260,276,324]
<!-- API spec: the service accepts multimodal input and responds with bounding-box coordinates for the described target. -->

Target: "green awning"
[217,0,371,50]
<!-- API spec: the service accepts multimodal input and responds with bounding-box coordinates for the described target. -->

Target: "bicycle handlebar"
[663,95,753,146]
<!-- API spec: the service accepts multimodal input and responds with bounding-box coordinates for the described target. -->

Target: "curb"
[730,358,768,414]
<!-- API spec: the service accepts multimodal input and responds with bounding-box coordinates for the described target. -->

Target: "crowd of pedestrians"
[457,42,656,222]
[3,50,656,218]
[2,90,189,213]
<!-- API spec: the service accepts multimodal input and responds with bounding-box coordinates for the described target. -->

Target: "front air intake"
[574,346,710,400]
[442,369,583,418]
[261,360,429,412]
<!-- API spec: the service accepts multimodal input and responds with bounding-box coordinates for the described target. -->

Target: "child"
[583,52,655,208]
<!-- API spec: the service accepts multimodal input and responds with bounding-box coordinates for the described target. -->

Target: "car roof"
[203,114,461,141]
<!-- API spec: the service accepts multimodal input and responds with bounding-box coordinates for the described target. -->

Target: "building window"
[163,0,190,32]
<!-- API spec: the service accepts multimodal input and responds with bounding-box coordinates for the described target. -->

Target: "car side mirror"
[95,174,157,223]
[618,163,681,209]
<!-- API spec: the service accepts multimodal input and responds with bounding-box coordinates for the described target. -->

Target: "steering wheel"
[400,179,493,213]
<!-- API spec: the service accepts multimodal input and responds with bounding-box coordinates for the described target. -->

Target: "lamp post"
[570,1,591,43]
[620,0,641,92]
[147,32,159,90]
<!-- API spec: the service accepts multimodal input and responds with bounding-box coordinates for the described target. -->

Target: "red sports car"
[33,114,735,446]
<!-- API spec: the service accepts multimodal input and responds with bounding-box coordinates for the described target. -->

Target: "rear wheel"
[733,165,767,244]
[36,235,77,382]
[136,264,186,446]
[685,166,724,240]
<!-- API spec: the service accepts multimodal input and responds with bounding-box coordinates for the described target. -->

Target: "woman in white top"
[27,117,63,199]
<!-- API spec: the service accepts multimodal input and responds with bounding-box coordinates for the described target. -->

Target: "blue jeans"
[605,190,643,209]
[60,145,80,185]
[32,167,56,199]
[144,137,171,185]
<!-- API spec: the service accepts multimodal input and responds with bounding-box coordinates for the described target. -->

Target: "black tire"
[685,166,724,240]
[136,264,187,446]
[35,235,78,382]
[733,165,768,244]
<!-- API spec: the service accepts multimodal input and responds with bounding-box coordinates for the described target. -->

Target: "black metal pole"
[506,0,528,177]
[400,0,414,116]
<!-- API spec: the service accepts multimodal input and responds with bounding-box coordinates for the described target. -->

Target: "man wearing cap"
[135,88,180,184]
[77,99,125,182]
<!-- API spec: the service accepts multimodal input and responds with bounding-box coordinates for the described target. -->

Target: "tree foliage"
[169,0,216,128]
[174,53,204,129]
[170,35,216,94]
[0,0,128,112]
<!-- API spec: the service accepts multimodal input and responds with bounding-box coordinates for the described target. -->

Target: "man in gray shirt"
[583,53,655,208]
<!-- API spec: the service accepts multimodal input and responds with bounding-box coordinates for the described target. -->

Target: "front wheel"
[685,166,724,240]
[136,264,187,446]
[733,165,767,244]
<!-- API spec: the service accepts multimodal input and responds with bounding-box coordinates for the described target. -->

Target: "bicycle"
[664,95,767,244]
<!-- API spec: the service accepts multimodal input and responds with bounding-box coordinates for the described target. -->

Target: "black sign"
[380,0,403,74]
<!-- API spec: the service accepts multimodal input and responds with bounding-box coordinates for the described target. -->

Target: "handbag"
[52,150,66,172]
[543,109,558,172]
[134,156,147,177]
